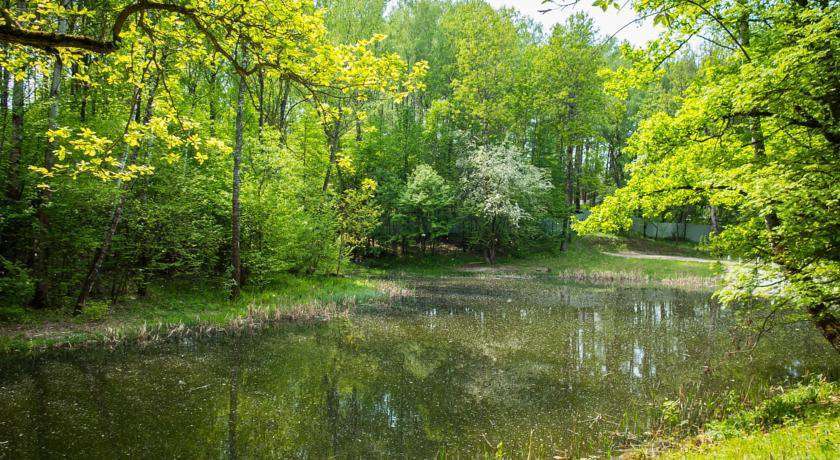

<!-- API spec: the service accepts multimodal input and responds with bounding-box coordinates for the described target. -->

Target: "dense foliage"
[0,0,836,353]
[0,0,640,310]
[576,0,840,350]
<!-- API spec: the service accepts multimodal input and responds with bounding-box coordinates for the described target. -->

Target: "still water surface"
[1,277,838,458]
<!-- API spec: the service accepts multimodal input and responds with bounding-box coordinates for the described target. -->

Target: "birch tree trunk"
[0,67,9,155]
[5,58,24,202]
[31,10,69,308]
[75,81,155,313]
[231,67,246,299]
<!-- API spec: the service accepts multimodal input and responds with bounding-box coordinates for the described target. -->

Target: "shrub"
[0,256,33,309]
[76,300,110,323]
[706,377,838,439]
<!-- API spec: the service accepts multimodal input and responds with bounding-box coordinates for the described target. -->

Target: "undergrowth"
[631,377,840,459]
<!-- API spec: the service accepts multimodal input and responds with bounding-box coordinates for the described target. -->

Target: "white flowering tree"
[458,144,553,264]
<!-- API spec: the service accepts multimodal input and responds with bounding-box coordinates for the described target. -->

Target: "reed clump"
[555,270,718,289]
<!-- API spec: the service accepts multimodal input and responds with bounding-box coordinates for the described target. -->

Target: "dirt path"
[603,251,719,264]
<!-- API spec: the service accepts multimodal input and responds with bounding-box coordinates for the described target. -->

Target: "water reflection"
[0,279,837,458]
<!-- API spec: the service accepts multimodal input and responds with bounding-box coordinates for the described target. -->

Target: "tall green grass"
[635,378,840,459]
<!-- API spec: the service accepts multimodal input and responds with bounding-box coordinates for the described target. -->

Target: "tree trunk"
[574,143,583,212]
[322,113,341,193]
[31,14,69,308]
[79,54,92,121]
[231,68,245,299]
[610,133,626,187]
[335,234,343,276]
[484,246,496,265]
[4,0,24,198]
[75,86,149,314]
[277,79,290,136]
[74,174,128,314]
[563,144,575,249]
[485,217,498,264]
[208,70,218,136]
[0,66,9,155]
[565,145,575,209]
[808,301,840,352]
[709,205,719,235]
[257,68,264,129]
[6,64,24,202]
[132,77,160,299]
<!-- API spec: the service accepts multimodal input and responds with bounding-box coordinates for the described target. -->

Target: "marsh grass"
[553,269,717,290]
[0,274,394,353]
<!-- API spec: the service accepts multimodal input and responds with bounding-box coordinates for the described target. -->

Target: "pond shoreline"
[1,237,720,354]
[1,249,835,459]
[0,272,721,354]
[0,302,349,355]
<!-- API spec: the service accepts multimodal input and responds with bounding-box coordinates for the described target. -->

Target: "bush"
[706,377,839,439]
[0,256,33,309]
[76,300,110,323]
[0,305,27,322]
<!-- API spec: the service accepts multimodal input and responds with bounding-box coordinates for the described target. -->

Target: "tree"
[578,0,840,351]
[335,179,380,275]
[1,0,426,313]
[230,56,246,299]
[397,164,454,253]
[0,0,625,312]
[458,143,552,264]
[441,1,529,141]
[30,1,69,308]
[531,14,606,248]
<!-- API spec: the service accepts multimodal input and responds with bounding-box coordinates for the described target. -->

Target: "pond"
[1,276,838,458]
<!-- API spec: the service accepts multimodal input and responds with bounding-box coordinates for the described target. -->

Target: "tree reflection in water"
[0,279,837,458]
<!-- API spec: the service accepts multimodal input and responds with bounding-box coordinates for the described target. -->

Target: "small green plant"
[697,377,838,443]
[660,399,682,427]
[0,305,27,323]
[0,256,34,309]
[641,378,840,459]
[76,300,110,323]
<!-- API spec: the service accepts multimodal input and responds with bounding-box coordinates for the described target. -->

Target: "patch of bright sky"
[486,0,661,46]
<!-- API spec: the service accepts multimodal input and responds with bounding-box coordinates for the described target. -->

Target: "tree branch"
[0,2,199,54]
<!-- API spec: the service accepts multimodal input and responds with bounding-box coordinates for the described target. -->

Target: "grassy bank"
[515,235,719,282]
[0,236,718,353]
[0,275,391,353]
[370,235,720,282]
[632,378,840,459]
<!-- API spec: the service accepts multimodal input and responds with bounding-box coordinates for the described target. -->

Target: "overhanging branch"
[0,2,196,54]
